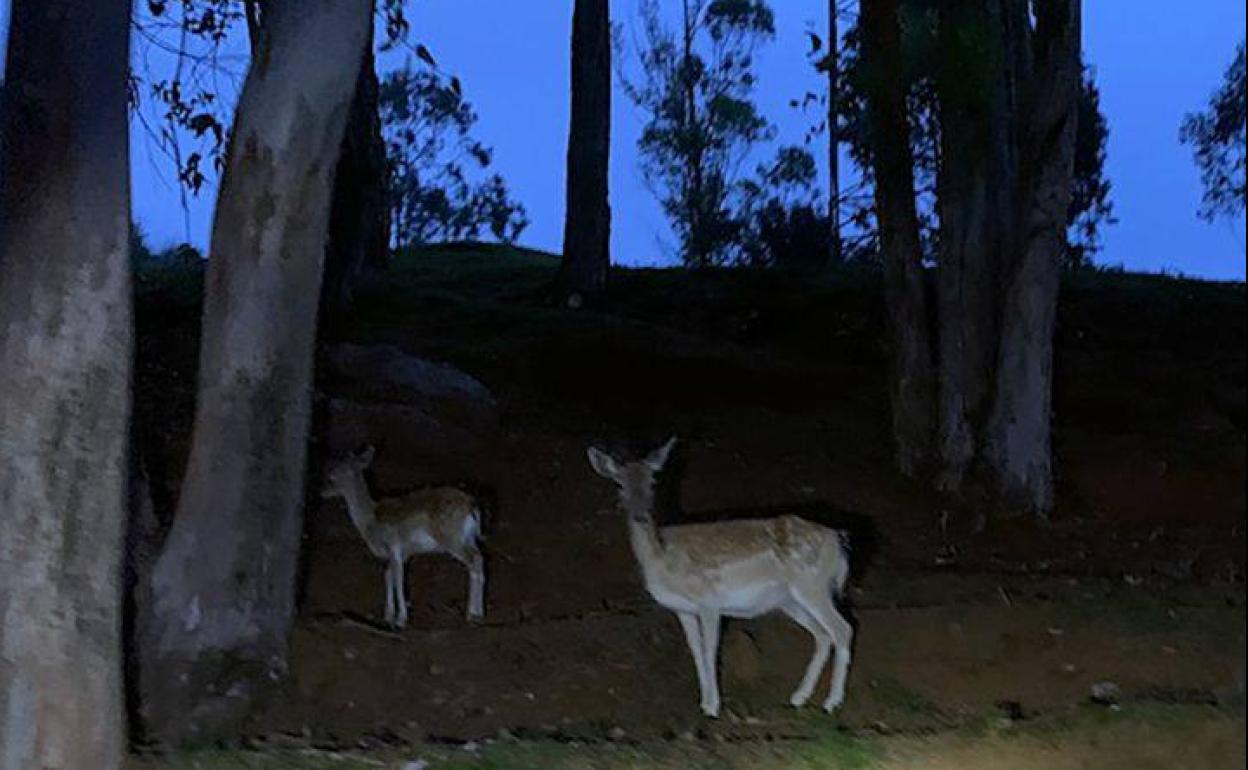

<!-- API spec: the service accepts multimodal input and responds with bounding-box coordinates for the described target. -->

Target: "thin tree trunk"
[986,0,1081,517]
[933,0,1017,494]
[861,0,935,476]
[0,1,133,767]
[557,0,612,301]
[827,0,842,263]
[139,0,370,746]
[323,36,390,315]
[682,0,708,268]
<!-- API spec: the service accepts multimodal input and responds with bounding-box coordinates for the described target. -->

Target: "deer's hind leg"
[781,600,833,708]
[790,585,853,711]
[452,544,486,621]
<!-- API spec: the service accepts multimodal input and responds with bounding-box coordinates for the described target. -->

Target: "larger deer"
[321,446,485,627]
[587,438,853,718]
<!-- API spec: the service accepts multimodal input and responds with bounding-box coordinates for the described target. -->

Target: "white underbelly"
[647,578,789,619]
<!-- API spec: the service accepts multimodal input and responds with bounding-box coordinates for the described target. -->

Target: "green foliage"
[380,64,529,248]
[1180,41,1246,222]
[129,222,205,303]
[738,146,834,270]
[1068,68,1116,270]
[619,0,778,267]
[807,3,1112,266]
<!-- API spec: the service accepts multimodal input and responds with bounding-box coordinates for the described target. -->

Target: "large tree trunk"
[0,1,133,767]
[933,0,1019,494]
[986,0,1081,516]
[861,0,935,476]
[139,0,371,746]
[557,0,612,301]
[323,37,390,316]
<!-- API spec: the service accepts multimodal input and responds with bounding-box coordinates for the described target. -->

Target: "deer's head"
[321,444,375,500]
[586,437,676,522]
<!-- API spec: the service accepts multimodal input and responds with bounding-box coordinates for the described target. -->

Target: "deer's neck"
[339,475,383,548]
[625,508,668,584]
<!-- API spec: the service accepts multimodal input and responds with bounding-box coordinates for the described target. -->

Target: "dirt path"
[252,589,1243,743]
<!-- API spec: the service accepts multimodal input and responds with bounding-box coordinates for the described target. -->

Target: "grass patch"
[130,703,1241,770]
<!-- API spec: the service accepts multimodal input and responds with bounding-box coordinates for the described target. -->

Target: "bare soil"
[133,247,1246,754]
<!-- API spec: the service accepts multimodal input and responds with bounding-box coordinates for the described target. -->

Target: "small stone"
[401,761,430,770]
[1090,681,1121,705]
[608,727,627,741]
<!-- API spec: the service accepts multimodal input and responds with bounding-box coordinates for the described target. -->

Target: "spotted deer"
[321,445,485,627]
[587,438,853,717]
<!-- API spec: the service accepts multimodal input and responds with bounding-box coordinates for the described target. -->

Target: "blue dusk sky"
[1,1,1244,280]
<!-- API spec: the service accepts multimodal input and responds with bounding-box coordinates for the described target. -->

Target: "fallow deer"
[321,446,486,627]
[587,438,853,718]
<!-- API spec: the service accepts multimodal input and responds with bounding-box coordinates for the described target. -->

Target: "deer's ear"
[586,446,621,480]
[645,436,676,471]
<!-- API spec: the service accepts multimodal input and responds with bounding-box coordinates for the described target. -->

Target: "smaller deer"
[321,446,485,627]
[587,438,853,718]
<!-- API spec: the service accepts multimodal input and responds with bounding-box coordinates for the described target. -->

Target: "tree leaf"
[416,44,438,68]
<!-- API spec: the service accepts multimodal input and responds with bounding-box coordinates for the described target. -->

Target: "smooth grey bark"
[323,36,390,315]
[933,0,1019,494]
[0,1,133,767]
[924,0,1076,518]
[986,0,1081,515]
[139,0,371,746]
[861,0,935,477]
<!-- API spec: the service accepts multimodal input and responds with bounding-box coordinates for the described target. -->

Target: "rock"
[321,344,499,461]
[402,761,430,770]
[326,344,496,410]
[608,726,627,741]
[1090,681,1121,705]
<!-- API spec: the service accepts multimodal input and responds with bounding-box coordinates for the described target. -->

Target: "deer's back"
[375,487,479,551]
[662,515,844,574]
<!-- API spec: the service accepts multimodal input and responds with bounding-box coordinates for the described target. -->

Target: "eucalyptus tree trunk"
[827,0,843,264]
[323,36,390,315]
[557,0,613,301]
[861,0,935,476]
[139,0,371,746]
[0,1,133,767]
[986,0,1081,516]
[933,0,1019,494]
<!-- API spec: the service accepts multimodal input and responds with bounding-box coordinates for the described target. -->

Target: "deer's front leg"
[676,612,713,716]
[698,609,723,718]
[391,553,409,628]
[383,560,397,625]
